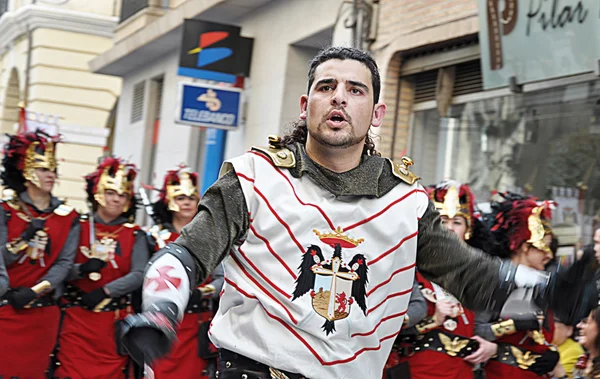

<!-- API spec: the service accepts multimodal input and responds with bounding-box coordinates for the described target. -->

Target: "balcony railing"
[120,0,149,23]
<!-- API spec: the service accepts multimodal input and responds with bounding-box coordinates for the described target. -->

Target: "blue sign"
[176,82,242,130]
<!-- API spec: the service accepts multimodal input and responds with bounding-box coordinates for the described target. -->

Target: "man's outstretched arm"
[120,169,249,366]
[416,201,548,311]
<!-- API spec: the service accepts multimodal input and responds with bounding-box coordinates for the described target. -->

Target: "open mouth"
[327,111,347,127]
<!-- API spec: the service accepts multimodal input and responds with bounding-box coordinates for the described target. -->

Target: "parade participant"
[121,47,571,379]
[477,194,559,379]
[147,166,224,378]
[385,180,499,378]
[54,157,149,379]
[0,130,79,379]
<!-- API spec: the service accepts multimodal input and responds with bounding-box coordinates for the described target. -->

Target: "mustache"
[321,106,352,124]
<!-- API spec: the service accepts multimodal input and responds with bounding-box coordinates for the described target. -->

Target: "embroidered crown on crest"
[313,227,364,249]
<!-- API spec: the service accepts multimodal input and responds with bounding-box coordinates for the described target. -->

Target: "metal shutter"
[131,81,145,124]
[453,60,483,96]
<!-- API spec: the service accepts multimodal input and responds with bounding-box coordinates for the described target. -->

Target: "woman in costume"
[478,193,559,379]
[147,166,223,379]
[55,157,149,379]
[0,130,79,379]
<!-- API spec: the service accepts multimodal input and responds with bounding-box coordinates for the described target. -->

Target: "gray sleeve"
[405,281,427,328]
[474,311,498,341]
[40,216,80,290]
[176,169,250,286]
[1,206,19,267]
[104,231,150,297]
[416,201,501,311]
[208,263,224,299]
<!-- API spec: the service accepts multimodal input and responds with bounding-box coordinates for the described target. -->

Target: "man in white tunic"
[120,47,559,379]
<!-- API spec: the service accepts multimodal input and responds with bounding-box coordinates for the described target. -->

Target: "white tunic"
[209,151,430,378]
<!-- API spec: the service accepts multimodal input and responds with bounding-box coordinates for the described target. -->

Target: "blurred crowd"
[1,129,599,379]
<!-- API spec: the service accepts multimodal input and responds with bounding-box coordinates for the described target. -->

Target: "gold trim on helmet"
[165,171,199,212]
[432,185,473,240]
[24,141,57,188]
[93,164,134,212]
[527,206,552,256]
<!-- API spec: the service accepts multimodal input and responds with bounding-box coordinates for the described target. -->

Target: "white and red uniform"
[208,152,430,378]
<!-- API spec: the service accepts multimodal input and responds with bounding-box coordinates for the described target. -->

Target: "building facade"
[0,0,122,210]
[373,0,600,247]
[90,0,358,205]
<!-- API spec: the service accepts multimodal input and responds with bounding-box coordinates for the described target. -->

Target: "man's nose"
[331,86,347,107]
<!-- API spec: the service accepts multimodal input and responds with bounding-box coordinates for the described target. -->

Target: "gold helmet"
[161,166,199,212]
[429,180,476,240]
[1,130,60,191]
[85,157,137,213]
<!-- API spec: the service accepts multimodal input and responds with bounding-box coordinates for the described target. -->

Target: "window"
[410,79,600,243]
[131,81,145,124]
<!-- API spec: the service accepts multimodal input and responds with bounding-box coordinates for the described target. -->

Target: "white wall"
[113,51,195,196]
[228,0,344,151]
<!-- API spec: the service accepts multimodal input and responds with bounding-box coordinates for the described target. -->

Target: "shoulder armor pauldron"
[54,204,73,216]
[1,188,19,210]
[251,135,296,168]
[388,156,420,185]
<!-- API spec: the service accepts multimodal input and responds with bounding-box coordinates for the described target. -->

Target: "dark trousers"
[217,349,307,379]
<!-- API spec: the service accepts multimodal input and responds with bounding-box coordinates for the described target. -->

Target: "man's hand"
[433,300,455,325]
[6,287,37,308]
[79,258,107,275]
[120,310,178,366]
[464,336,497,365]
[81,288,108,309]
[21,219,46,241]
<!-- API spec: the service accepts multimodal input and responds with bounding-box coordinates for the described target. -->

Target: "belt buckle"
[269,368,290,379]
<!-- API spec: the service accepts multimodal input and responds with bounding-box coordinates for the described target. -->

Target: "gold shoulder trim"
[251,135,296,168]
[54,204,73,216]
[387,156,420,185]
[1,188,19,210]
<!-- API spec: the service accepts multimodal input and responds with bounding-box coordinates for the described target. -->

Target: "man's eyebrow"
[348,80,369,92]
[315,78,337,87]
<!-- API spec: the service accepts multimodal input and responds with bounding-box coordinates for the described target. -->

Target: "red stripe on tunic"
[343,189,428,232]
[231,254,298,324]
[226,278,404,366]
[367,288,413,316]
[250,151,337,230]
[351,310,407,338]
[367,263,416,297]
[370,231,419,266]
[249,224,297,279]
[236,246,292,298]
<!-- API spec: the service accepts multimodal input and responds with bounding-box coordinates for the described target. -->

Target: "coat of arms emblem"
[292,228,369,335]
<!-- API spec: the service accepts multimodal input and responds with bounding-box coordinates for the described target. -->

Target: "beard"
[308,107,366,149]
[310,122,365,149]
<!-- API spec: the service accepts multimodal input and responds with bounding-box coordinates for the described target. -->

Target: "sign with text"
[175,82,242,130]
[178,19,253,83]
[478,0,600,89]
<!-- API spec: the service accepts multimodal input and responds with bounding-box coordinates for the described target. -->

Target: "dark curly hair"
[282,47,382,156]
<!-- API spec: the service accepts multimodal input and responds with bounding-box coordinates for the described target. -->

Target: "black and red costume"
[146,166,223,379]
[0,131,79,379]
[54,157,149,379]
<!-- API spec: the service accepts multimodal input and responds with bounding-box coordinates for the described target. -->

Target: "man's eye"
[350,88,362,95]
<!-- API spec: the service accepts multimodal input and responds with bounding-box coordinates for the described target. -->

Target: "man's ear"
[370,103,387,128]
[300,94,308,120]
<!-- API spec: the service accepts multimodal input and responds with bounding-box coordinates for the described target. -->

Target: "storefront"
[375,0,600,247]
